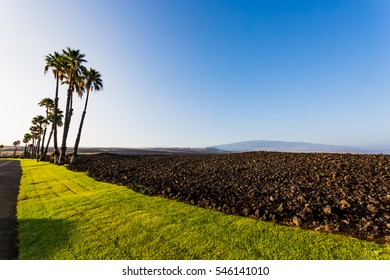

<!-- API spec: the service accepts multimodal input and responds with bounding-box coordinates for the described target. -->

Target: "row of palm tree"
[21,99,64,160]
[20,47,102,163]
[44,47,103,164]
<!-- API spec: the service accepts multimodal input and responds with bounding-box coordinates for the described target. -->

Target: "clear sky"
[1,0,390,148]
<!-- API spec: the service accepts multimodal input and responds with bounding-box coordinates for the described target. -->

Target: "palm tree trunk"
[70,90,90,164]
[53,76,59,164]
[59,88,73,164]
[36,138,41,161]
[40,123,48,161]
[31,139,35,159]
[29,145,32,158]
[43,125,54,161]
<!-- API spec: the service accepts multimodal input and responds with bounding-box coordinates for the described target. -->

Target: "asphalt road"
[0,160,21,259]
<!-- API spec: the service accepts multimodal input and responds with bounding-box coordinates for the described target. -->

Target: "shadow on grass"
[18,218,74,260]
[0,218,18,260]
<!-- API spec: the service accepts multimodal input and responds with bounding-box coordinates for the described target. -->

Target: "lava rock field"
[69,152,390,243]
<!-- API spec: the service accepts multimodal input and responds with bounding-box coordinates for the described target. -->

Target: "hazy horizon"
[1,0,390,149]
[2,139,390,152]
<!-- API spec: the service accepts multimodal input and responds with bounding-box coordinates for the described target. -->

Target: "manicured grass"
[17,159,389,260]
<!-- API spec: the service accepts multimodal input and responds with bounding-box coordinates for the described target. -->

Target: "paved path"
[0,160,21,259]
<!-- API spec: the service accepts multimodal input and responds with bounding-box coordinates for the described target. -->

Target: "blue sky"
[1,0,390,148]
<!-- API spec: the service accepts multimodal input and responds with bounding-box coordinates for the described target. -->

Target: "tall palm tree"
[13,140,20,157]
[45,52,65,164]
[59,47,87,164]
[23,133,32,158]
[43,108,64,161]
[38,98,54,160]
[0,144,4,156]
[71,68,103,164]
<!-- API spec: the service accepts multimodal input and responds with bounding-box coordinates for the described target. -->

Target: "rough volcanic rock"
[69,152,390,243]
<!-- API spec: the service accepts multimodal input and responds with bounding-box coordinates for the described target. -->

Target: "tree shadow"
[0,218,18,260]
[17,218,74,260]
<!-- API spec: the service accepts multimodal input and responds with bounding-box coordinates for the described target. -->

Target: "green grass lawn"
[17,159,389,260]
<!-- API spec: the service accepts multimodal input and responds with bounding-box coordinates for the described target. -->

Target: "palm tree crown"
[44,52,65,80]
[38,98,54,111]
[83,67,103,93]
[62,47,87,86]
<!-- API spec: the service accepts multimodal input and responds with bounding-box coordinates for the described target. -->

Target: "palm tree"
[13,140,20,157]
[42,108,64,161]
[38,98,54,160]
[23,133,32,158]
[71,68,103,164]
[59,47,87,164]
[29,126,38,158]
[27,144,34,159]
[32,115,45,160]
[0,144,4,156]
[44,52,65,164]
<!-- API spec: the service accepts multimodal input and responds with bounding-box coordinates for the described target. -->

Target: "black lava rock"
[69,152,390,243]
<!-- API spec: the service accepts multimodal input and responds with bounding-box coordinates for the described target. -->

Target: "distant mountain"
[76,147,225,155]
[209,140,385,154]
